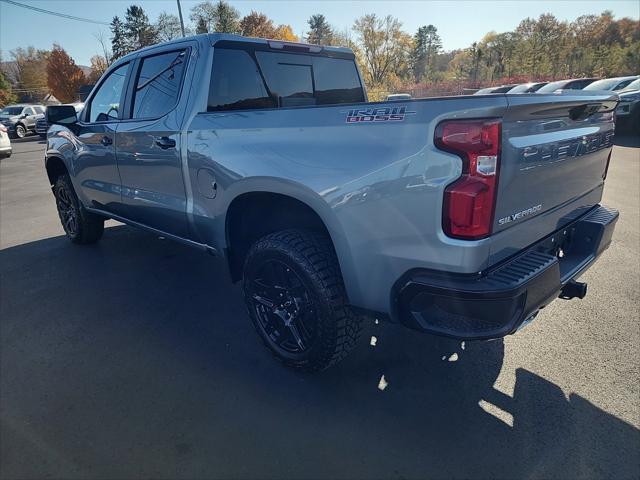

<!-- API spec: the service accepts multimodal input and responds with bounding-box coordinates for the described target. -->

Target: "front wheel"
[54,174,104,244]
[243,229,362,371]
[13,124,26,139]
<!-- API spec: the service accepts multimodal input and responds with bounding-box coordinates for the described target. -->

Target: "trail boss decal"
[344,105,416,124]
[498,204,543,226]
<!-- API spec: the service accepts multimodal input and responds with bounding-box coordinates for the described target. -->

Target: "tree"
[195,17,208,34]
[9,47,50,102]
[240,11,276,38]
[190,0,240,34]
[123,5,158,52]
[273,25,298,42]
[306,14,333,45]
[0,70,17,107]
[110,16,127,60]
[47,44,86,103]
[87,55,109,84]
[156,12,186,41]
[411,25,442,82]
[353,14,410,86]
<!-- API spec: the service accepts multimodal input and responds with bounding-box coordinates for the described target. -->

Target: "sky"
[1,0,639,66]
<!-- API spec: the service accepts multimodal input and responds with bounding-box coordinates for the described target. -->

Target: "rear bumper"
[393,205,619,340]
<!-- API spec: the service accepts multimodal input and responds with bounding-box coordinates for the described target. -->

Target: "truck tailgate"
[493,92,617,244]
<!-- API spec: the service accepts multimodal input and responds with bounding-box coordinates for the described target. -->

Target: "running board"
[86,208,218,256]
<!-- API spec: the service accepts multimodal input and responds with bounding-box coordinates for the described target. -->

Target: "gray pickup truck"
[45,34,619,371]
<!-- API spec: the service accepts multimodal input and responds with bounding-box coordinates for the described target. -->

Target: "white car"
[0,124,12,159]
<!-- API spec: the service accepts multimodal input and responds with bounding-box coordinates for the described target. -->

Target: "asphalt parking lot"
[1,135,639,479]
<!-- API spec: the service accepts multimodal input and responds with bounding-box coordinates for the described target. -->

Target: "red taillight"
[435,119,501,240]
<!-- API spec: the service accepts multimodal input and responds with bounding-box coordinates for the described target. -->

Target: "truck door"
[116,47,190,238]
[72,61,130,213]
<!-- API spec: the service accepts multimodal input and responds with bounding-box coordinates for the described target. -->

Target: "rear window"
[132,50,187,119]
[208,47,364,112]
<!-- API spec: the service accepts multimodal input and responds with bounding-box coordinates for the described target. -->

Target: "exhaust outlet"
[560,280,588,300]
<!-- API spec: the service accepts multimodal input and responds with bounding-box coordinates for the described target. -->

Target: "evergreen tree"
[213,0,240,33]
[124,5,158,51]
[190,1,240,34]
[306,14,333,45]
[195,17,208,34]
[110,16,127,60]
[411,25,441,82]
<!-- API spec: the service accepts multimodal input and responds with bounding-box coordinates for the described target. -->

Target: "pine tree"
[110,16,127,60]
[213,0,240,33]
[190,1,240,34]
[306,14,333,45]
[411,25,442,83]
[124,5,158,51]
[195,17,208,34]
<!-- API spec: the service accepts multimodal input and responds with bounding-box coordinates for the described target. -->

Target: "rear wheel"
[243,229,362,371]
[54,174,104,244]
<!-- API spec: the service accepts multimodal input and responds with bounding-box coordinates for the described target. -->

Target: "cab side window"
[208,49,275,111]
[132,50,187,119]
[87,63,129,123]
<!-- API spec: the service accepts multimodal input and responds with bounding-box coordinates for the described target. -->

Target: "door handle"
[155,136,176,149]
[100,136,113,146]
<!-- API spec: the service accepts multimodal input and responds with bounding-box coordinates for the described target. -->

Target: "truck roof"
[117,33,355,64]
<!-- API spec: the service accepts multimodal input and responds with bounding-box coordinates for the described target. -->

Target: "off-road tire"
[53,174,104,244]
[243,229,362,372]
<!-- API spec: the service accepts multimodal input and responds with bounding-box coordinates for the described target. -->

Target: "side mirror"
[46,105,78,126]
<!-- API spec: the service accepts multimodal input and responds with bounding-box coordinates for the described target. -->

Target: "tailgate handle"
[569,103,603,121]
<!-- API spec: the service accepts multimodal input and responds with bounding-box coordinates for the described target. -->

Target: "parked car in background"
[36,103,84,139]
[507,82,548,93]
[0,104,45,138]
[615,78,640,134]
[536,78,599,93]
[583,75,639,92]
[0,124,12,158]
[44,33,619,371]
[473,84,518,94]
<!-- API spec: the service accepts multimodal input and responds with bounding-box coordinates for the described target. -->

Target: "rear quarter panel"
[186,96,508,313]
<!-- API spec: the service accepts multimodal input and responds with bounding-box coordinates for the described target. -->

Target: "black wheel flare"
[56,184,78,236]
[248,259,317,355]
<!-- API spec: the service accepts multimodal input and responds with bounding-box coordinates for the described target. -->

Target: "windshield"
[0,106,23,115]
[536,81,567,93]
[584,77,635,91]
[620,78,640,92]
[508,83,534,93]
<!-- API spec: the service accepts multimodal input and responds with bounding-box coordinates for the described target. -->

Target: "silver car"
[0,124,12,158]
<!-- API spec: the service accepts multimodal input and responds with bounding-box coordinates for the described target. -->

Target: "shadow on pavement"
[1,226,638,479]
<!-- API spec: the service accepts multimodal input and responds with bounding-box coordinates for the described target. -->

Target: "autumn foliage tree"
[239,10,298,41]
[47,44,86,103]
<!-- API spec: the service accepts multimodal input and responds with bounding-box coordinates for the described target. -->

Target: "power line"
[0,0,110,26]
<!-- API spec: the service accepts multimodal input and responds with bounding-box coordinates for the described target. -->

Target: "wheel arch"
[45,155,69,186]
[223,187,359,305]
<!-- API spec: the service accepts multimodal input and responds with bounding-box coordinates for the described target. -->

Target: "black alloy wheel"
[247,258,317,355]
[243,229,362,371]
[55,180,79,238]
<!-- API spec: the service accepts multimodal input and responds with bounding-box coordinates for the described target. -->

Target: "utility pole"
[176,0,186,37]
